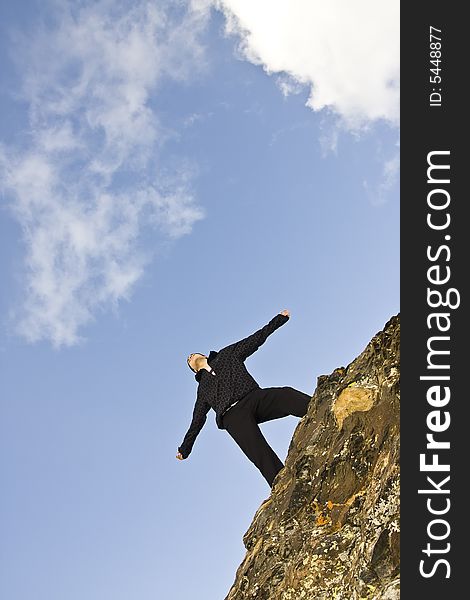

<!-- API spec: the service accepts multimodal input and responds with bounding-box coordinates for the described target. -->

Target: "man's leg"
[223,396,284,487]
[254,386,311,423]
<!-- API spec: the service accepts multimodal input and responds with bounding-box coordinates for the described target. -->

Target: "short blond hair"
[187,353,205,373]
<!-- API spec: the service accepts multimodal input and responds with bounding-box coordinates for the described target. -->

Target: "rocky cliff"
[225,315,400,600]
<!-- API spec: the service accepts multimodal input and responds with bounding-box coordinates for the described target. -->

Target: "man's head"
[187,353,207,373]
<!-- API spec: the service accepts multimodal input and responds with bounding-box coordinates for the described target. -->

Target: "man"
[176,309,311,487]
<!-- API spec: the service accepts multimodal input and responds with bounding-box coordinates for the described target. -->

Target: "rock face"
[225,315,400,600]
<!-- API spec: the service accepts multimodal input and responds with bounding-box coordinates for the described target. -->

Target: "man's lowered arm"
[177,390,211,459]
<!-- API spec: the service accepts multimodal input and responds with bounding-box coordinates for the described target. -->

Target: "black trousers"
[221,386,311,487]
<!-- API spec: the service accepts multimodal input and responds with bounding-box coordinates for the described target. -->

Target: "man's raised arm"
[232,309,290,362]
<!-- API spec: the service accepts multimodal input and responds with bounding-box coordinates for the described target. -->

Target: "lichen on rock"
[333,385,377,429]
[225,315,400,600]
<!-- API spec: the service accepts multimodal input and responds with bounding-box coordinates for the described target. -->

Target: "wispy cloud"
[363,147,400,206]
[1,0,209,347]
[210,0,399,130]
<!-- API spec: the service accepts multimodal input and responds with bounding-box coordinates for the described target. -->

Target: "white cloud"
[210,0,399,129]
[1,0,208,348]
[203,0,400,203]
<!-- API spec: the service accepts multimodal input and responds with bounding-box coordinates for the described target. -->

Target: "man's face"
[187,353,206,372]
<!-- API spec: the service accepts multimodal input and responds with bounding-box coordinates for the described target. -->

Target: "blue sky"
[0,2,399,599]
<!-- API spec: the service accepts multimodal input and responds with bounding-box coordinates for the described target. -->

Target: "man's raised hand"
[280,309,290,317]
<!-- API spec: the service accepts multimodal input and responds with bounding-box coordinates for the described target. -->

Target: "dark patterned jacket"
[177,313,290,458]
